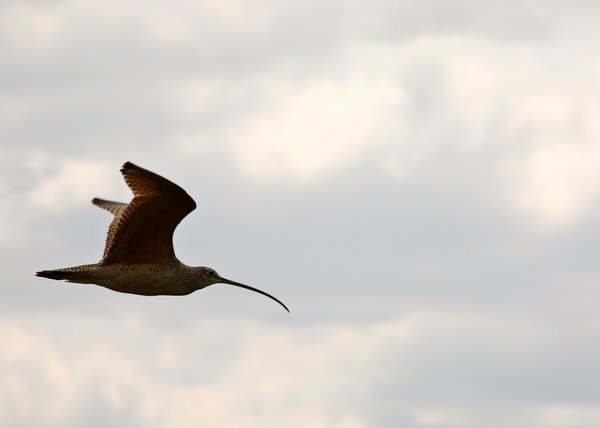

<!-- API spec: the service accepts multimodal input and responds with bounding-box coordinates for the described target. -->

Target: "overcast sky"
[2,1,600,427]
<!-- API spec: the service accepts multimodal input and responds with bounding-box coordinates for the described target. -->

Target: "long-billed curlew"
[36,161,289,312]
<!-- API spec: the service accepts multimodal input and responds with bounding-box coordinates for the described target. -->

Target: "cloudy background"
[2,0,600,427]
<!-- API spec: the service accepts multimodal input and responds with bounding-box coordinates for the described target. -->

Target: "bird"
[36,161,289,312]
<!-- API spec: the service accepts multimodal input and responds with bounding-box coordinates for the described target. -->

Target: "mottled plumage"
[36,162,289,312]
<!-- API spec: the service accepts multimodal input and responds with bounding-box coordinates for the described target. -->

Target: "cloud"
[2,309,599,428]
[3,0,600,237]
[29,158,117,213]
[509,143,600,233]
[225,71,404,182]
[3,2,600,428]
[175,34,600,232]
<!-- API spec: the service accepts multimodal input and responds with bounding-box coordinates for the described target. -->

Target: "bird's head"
[193,266,289,312]
[196,266,224,286]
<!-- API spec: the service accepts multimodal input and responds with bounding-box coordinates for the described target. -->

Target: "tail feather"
[36,264,99,284]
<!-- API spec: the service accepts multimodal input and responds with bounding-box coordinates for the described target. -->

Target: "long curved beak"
[218,277,289,312]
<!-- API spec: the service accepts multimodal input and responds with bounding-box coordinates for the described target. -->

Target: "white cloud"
[182,34,600,232]
[3,0,600,235]
[509,143,600,233]
[1,309,595,428]
[359,37,600,233]
[139,0,273,46]
[0,2,66,63]
[531,404,600,428]
[225,73,404,182]
[3,3,600,428]
[28,158,119,213]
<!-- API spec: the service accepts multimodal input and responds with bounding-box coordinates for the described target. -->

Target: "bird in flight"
[36,161,289,312]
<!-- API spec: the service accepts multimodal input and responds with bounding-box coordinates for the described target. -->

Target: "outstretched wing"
[99,162,197,265]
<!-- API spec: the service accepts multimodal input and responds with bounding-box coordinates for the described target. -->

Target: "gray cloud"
[2,0,600,427]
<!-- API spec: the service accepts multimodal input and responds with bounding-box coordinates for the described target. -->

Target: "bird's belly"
[93,263,195,296]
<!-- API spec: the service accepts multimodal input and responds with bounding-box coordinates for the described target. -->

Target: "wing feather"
[92,198,128,216]
[99,162,197,265]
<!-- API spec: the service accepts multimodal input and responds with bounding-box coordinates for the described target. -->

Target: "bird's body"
[36,162,288,312]
[40,259,202,296]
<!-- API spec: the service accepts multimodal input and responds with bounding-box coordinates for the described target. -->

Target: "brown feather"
[99,162,197,264]
[92,198,128,216]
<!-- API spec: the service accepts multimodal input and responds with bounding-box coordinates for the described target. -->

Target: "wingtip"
[121,161,136,171]
[121,161,152,177]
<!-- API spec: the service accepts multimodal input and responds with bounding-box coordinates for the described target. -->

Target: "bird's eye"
[207,270,215,277]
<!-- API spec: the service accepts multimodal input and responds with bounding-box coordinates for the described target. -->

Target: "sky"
[2,0,600,427]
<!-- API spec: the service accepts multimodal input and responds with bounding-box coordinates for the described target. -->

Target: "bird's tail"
[36,264,100,284]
